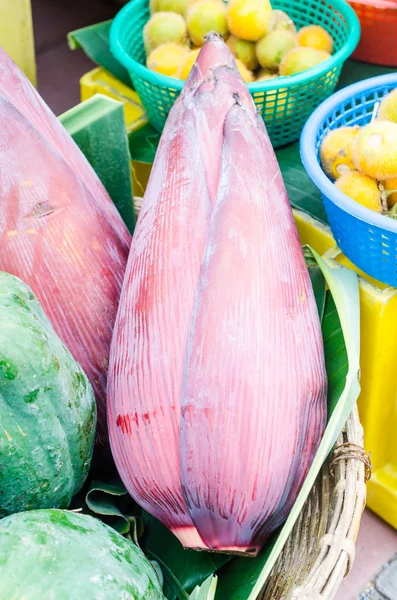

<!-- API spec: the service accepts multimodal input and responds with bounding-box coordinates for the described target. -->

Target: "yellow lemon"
[176,48,201,79]
[227,0,273,42]
[235,58,254,82]
[147,43,189,77]
[297,25,334,53]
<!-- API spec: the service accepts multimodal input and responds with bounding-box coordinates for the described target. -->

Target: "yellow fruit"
[150,0,190,15]
[297,25,334,53]
[256,68,278,81]
[227,0,273,42]
[270,9,296,34]
[227,35,258,70]
[279,47,330,76]
[176,48,200,79]
[235,58,254,82]
[352,120,397,180]
[319,126,360,180]
[256,30,297,70]
[383,177,397,207]
[186,0,228,47]
[147,43,189,77]
[378,89,397,124]
[335,171,382,212]
[143,12,187,55]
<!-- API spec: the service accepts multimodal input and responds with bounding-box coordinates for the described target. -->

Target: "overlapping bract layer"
[108,34,327,554]
[0,51,131,448]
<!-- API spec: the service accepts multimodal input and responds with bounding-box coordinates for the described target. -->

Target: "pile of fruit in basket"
[320,88,397,217]
[144,0,334,82]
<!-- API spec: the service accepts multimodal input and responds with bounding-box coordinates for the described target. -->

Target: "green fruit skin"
[143,12,187,55]
[280,47,329,76]
[227,35,258,71]
[256,30,297,69]
[186,2,228,47]
[0,510,165,599]
[150,0,190,15]
[0,272,96,518]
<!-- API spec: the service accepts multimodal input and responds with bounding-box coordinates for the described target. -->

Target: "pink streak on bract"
[0,98,129,448]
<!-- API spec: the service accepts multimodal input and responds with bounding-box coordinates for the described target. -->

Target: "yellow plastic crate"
[80,67,147,133]
[0,0,36,85]
[295,209,397,530]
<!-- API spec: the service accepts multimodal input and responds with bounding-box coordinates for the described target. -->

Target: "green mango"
[0,509,165,599]
[0,272,96,516]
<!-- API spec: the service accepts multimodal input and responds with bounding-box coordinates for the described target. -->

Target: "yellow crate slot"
[294,209,397,530]
[80,68,147,133]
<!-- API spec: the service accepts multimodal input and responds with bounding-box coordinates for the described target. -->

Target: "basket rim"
[300,72,397,234]
[110,0,360,93]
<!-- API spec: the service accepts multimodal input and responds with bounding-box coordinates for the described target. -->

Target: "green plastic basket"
[110,0,360,147]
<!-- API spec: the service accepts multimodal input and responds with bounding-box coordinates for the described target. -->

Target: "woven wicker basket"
[133,196,367,599]
[263,404,368,599]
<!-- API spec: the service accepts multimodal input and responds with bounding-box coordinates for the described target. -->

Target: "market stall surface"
[30,0,397,598]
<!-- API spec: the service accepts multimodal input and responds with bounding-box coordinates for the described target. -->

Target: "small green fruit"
[227,35,258,71]
[256,30,297,70]
[279,46,330,76]
[186,0,228,47]
[143,12,187,55]
[150,0,190,16]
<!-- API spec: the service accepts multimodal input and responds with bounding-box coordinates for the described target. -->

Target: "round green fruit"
[0,509,165,599]
[256,30,297,69]
[0,272,96,517]
[143,12,187,55]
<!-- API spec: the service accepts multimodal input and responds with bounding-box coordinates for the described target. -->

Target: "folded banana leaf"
[68,20,131,88]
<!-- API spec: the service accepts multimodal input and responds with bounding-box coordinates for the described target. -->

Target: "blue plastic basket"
[300,73,397,288]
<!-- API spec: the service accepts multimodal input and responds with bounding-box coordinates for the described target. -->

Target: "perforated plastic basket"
[348,0,397,67]
[300,73,397,288]
[110,0,360,147]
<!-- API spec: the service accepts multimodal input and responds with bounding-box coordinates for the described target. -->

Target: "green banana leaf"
[68,20,131,88]
[142,515,230,599]
[190,577,218,600]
